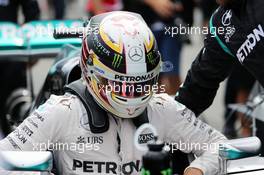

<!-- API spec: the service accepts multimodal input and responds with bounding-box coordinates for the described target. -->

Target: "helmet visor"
[94,73,159,98]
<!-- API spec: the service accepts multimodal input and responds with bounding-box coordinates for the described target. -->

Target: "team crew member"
[0,12,225,175]
[0,0,40,23]
[175,0,264,152]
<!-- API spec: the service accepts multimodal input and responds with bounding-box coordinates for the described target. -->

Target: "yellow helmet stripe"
[99,24,123,54]
[144,30,154,52]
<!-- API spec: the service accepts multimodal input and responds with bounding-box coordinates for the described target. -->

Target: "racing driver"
[0,11,225,175]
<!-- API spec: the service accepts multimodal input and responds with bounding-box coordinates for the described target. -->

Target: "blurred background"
[0,0,256,137]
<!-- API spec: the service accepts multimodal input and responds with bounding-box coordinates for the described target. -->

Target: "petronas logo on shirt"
[112,54,123,68]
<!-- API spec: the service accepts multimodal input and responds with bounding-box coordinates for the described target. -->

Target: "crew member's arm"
[0,95,74,151]
[175,32,236,115]
[21,0,40,22]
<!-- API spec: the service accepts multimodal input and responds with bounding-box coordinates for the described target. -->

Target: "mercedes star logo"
[222,10,232,26]
[128,46,143,62]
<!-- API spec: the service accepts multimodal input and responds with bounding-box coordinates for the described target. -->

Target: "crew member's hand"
[184,167,203,175]
[144,0,176,19]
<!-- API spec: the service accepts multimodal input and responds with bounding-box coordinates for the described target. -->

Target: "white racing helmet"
[80,11,161,118]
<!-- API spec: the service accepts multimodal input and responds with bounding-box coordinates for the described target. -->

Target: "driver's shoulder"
[36,93,81,116]
[147,93,194,131]
[148,93,186,114]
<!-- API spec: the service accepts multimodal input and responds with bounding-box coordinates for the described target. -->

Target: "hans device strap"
[64,79,109,133]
